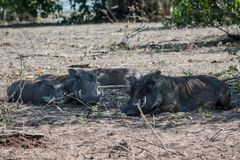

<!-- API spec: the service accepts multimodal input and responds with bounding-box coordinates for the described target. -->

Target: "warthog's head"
[121,71,162,116]
[68,68,102,105]
[40,80,67,104]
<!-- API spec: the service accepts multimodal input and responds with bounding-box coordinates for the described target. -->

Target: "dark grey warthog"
[7,80,66,105]
[122,71,232,116]
[98,68,141,95]
[35,68,101,105]
[98,68,141,85]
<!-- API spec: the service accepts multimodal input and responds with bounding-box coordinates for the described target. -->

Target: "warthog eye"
[89,74,95,80]
[146,80,155,89]
[140,80,155,94]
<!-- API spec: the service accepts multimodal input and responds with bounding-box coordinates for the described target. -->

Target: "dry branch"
[215,26,240,41]
[209,128,223,142]
[222,72,240,83]
[98,85,130,89]
[99,4,118,23]
[136,105,185,157]
[0,132,45,138]
[105,5,118,22]
[68,64,90,68]
[99,9,115,23]
[120,23,148,45]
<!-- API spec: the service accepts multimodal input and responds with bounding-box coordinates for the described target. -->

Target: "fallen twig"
[99,7,116,23]
[137,105,165,147]
[99,85,130,89]
[135,137,186,157]
[224,130,236,142]
[134,145,158,159]
[137,105,185,156]
[67,94,93,118]
[214,26,240,41]
[0,131,45,139]
[223,72,240,83]
[209,128,223,142]
[52,104,64,113]
[68,64,90,68]
[120,23,148,45]
[134,128,158,158]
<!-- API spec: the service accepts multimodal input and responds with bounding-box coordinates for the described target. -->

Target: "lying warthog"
[97,68,141,95]
[98,68,141,85]
[35,68,101,105]
[122,71,232,116]
[7,79,66,104]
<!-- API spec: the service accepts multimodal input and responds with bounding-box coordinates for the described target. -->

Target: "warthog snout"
[122,96,146,116]
[67,68,102,105]
[76,88,101,105]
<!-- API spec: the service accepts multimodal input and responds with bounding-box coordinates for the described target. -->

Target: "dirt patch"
[0,133,46,149]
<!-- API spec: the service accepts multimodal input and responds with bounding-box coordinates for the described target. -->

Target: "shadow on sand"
[0,22,72,29]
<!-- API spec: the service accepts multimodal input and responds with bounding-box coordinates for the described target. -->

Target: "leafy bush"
[67,0,173,23]
[0,0,62,22]
[171,0,240,26]
[0,0,173,23]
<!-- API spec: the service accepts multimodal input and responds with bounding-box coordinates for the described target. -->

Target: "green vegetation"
[0,0,239,26]
[171,0,240,26]
[175,113,192,121]
[91,106,103,118]
[0,0,62,22]
[197,107,214,119]
[182,70,193,76]
[67,0,172,23]
[78,116,87,126]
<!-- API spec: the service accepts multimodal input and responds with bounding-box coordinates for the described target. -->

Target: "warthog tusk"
[78,89,83,99]
[142,96,147,107]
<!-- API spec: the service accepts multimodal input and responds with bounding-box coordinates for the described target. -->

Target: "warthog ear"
[68,69,78,77]
[151,70,161,82]
[155,70,161,75]
[93,68,102,77]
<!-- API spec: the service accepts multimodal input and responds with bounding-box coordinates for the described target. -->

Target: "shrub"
[0,0,62,22]
[171,0,240,26]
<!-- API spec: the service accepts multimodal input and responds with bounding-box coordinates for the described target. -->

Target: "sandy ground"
[0,23,240,160]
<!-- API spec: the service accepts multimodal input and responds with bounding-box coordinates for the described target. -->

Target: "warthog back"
[98,68,141,86]
[98,68,141,95]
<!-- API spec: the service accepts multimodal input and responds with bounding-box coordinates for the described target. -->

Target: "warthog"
[98,68,141,95]
[122,71,231,116]
[98,68,141,85]
[35,68,101,105]
[7,79,66,105]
